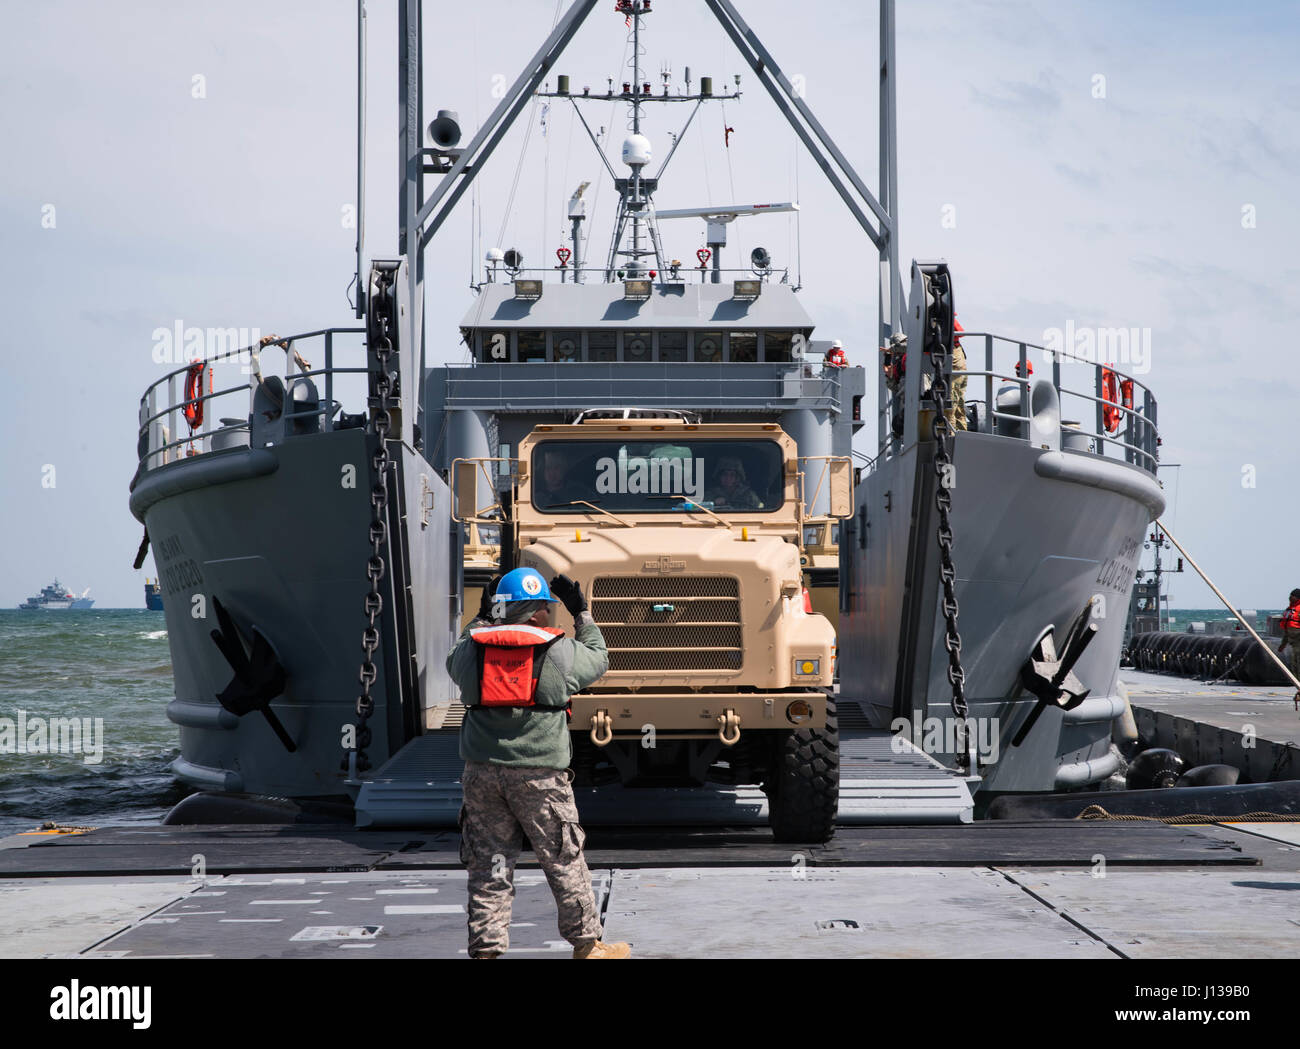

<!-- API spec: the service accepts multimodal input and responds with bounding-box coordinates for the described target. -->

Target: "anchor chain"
[923,273,971,769]
[343,269,397,778]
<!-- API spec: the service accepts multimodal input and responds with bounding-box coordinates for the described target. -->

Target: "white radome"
[621,134,652,167]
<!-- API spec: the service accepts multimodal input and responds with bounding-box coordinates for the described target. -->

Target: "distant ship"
[19,579,93,610]
[145,579,164,611]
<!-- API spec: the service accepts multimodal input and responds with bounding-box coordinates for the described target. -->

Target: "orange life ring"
[1101,368,1121,434]
[183,361,210,430]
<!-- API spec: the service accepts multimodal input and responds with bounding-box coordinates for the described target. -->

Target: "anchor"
[209,596,297,752]
[1011,601,1099,747]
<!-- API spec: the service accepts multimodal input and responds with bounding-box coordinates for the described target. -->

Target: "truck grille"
[591,576,742,672]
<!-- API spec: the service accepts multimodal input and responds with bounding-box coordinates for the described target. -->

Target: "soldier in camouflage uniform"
[447,567,630,960]
[881,327,967,438]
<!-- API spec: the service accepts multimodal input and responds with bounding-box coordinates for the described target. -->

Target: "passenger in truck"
[534,449,590,507]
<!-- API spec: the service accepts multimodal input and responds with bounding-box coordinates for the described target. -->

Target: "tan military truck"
[454,411,852,842]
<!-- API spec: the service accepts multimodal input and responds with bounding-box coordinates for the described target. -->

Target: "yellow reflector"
[575,529,582,542]
[741,527,749,541]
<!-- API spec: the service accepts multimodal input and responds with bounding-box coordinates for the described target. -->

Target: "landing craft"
[127,0,1162,834]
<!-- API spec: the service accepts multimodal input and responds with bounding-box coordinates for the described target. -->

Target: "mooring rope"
[1077,805,1300,824]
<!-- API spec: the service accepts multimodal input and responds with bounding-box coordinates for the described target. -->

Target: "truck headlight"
[786,699,812,724]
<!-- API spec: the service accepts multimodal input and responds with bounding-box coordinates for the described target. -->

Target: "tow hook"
[717,708,741,746]
[589,709,613,747]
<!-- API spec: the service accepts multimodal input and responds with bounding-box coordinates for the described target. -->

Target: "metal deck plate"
[354,715,974,829]
[79,870,610,959]
[1000,868,1300,959]
[0,876,201,959]
[0,827,425,878]
[600,868,1115,959]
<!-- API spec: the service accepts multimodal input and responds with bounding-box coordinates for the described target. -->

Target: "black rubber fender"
[164,791,354,825]
[987,779,1300,820]
[1126,747,1185,790]
[1177,764,1241,787]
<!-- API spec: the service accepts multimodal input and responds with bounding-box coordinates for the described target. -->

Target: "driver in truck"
[707,456,761,509]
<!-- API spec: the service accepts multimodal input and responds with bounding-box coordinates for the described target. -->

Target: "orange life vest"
[469,624,565,709]
[1282,603,1300,633]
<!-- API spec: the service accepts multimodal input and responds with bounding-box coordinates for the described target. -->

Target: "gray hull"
[129,431,456,799]
[842,430,1165,793]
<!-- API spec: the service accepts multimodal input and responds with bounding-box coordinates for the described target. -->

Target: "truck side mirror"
[453,459,479,522]
[829,458,854,518]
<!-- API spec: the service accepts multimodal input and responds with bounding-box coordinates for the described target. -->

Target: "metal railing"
[136,327,366,472]
[442,361,842,413]
[878,331,1159,475]
[473,265,794,288]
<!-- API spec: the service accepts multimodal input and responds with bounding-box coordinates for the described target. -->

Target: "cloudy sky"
[1,0,1296,609]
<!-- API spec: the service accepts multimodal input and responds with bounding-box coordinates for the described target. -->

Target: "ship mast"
[397,0,903,336]
[536,1,741,283]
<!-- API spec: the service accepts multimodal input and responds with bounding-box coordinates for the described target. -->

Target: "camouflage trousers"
[459,760,602,956]
[948,343,968,432]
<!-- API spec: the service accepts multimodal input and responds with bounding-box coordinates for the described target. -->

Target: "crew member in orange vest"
[1278,588,1300,706]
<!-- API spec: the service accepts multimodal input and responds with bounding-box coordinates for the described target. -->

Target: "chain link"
[923,275,971,768]
[343,270,396,777]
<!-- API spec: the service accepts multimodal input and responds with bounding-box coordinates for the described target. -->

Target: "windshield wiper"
[561,500,634,528]
[650,495,732,529]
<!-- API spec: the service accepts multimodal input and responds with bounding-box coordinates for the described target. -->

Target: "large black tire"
[766,697,839,843]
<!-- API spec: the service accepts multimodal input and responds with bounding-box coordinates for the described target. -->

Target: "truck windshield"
[531,439,784,514]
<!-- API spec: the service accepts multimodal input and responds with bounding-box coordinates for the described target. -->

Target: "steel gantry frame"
[366,0,905,368]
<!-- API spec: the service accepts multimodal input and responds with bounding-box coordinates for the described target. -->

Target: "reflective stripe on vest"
[469,625,565,709]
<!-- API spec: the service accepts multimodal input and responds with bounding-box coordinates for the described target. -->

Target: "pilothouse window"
[481,331,510,362]
[588,331,617,362]
[518,331,546,362]
[694,332,722,362]
[764,332,794,362]
[624,332,652,362]
[659,331,687,362]
[554,332,580,362]
[730,332,758,362]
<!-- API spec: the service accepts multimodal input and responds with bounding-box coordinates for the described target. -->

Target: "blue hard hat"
[494,567,558,604]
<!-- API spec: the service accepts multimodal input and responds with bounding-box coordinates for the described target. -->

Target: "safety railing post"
[1017,342,1029,427]
[167,374,178,465]
[146,388,157,469]
[1125,390,1135,466]
[1094,364,1105,457]
[325,331,335,433]
[983,334,993,434]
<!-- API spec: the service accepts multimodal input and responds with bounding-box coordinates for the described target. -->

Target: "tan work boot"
[573,939,631,959]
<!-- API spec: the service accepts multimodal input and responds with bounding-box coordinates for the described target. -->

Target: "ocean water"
[0,608,192,839]
[0,603,1284,841]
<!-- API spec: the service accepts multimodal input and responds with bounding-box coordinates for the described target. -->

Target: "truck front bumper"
[570,691,827,744]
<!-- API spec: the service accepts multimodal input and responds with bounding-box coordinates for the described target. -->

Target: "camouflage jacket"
[446,611,609,770]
